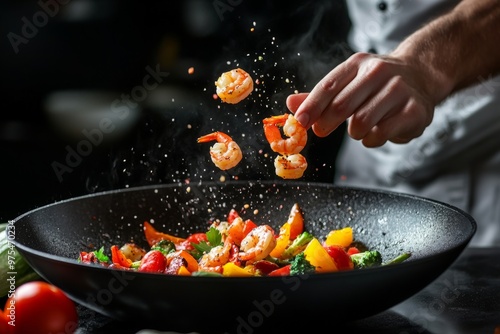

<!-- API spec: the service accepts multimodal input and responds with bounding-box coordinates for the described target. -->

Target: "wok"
[11,181,475,332]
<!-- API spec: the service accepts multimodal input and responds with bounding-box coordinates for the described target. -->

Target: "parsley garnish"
[191,227,223,254]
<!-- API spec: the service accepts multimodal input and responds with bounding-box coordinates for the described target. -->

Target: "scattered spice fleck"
[188,67,194,74]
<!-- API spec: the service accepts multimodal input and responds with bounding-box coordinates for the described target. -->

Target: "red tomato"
[138,250,167,273]
[0,308,12,334]
[324,245,354,270]
[4,281,78,334]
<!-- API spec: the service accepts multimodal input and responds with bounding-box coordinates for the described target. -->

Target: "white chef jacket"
[335,0,500,246]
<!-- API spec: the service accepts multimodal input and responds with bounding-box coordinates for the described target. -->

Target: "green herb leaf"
[206,227,222,247]
[94,246,110,263]
[192,241,212,254]
[190,227,223,256]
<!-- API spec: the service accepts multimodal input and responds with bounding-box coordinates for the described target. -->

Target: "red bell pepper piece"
[111,245,132,268]
[324,245,354,270]
[227,209,240,224]
[268,264,291,276]
[242,219,258,237]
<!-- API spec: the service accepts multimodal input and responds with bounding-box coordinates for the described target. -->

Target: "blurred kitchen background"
[0,0,351,221]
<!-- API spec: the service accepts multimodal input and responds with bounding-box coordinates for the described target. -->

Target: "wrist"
[390,39,455,106]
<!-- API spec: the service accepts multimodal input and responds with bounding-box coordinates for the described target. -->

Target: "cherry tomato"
[4,281,78,334]
[324,245,354,270]
[0,308,12,334]
[138,250,167,273]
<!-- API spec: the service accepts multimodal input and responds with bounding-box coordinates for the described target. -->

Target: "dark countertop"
[76,247,500,334]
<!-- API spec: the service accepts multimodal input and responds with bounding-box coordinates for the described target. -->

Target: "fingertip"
[286,93,309,113]
[294,112,310,128]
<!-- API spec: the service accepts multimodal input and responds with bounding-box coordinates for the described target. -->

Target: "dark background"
[0,0,351,222]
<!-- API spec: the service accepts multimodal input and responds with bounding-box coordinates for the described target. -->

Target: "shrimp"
[197,131,243,170]
[215,68,254,104]
[239,225,276,262]
[198,237,234,273]
[227,217,245,246]
[263,114,307,155]
[274,153,308,179]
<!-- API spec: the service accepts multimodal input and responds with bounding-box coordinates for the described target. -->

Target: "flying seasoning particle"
[188,67,194,74]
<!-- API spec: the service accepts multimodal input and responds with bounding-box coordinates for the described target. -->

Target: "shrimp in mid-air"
[263,114,307,155]
[239,225,276,263]
[274,153,308,179]
[215,68,254,104]
[197,131,243,170]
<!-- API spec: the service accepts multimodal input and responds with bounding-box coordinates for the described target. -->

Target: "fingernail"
[295,113,309,128]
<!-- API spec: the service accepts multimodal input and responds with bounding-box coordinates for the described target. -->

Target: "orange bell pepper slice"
[303,238,338,273]
[143,221,186,247]
[324,227,353,248]
[166,250,199,273]
[287,203,304,240]
[111,245,132,268]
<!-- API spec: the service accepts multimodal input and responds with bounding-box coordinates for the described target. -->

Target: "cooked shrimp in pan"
[263,114,307,155]
[197,131,243,170]
[274,153,307,179]
[215,68,254,104]
[198,237,234,273]
[239,225,276,262]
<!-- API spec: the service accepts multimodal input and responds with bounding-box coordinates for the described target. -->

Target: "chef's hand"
[287,52,437,148]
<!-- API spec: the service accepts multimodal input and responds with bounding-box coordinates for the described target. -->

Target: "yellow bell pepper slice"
[270,222,291,258]
[177,265,191,276]
[304,238,338,273]
[222,262,254,277]
[324,227,353,248]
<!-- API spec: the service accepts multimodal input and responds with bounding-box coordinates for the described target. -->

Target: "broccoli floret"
[350,250,382,269]
[290,253,316,276]
[151,240,176,255]
[282,231,314,259]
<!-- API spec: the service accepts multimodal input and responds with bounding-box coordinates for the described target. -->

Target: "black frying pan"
[11,181,475,333]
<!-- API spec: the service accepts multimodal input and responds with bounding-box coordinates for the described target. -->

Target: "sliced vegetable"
[303,238,338,273]
[222,262,253,277]
[269,222,291,258]
[143,221,186,247]
[324,245,354,270]
[324,227,353,248]
[268,264,291,276]
[281,231,314,259]
[111,245,132,268]
[287,203,304,240]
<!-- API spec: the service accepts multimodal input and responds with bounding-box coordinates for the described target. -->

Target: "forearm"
[391,0,500,105]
